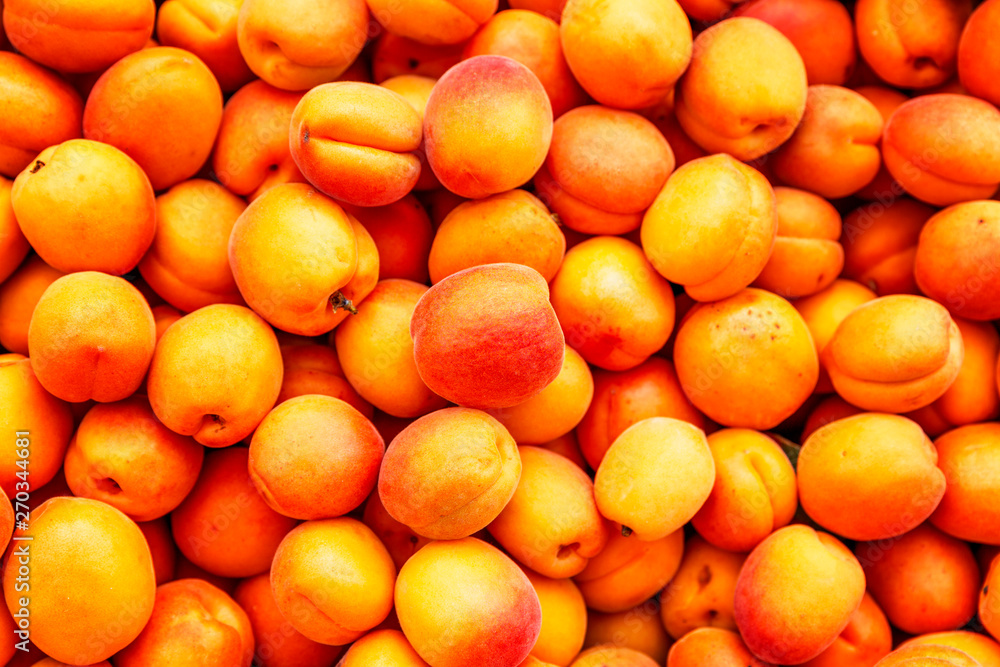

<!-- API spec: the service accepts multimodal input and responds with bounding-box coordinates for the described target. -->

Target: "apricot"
[673,288,819,429]
[985,555,1000,643]
[428,189,565,283]
[958,0,1000,107]
[488,445,606,578]
[915,200,1000,321]
[249,395,384,520]
[882,95,1000,206]
[523,569,588,666]
[395,537,541,667]
[691,429,797,553]
[0,177,27,284]
[277,345,372,418]
[771,86,883,199]
[801,395,865,440]
[344,195,433,284]
[823,295,964,412]
[11,139,155,275]
[138,518,177,586]
[376,74,440,191]
[675,17,807,160]
[27,272,154,403]
[424,56,553,199]
[0,256,64,355]
[573,525,684,613]
[930,423,1000,544]
[919,319,1000,429]
[147,304,282,447]
[236,0,369,90]
[289,82,423,207]
[534,106,674,235]
[841,197,935,296]
[798,413,947,540]
[875,643,983,666]
[115,578,253,667]
[379,407,520,540]
[63,395,203,522]
[752,187,844,298]
[903,632,1000,667]
[339,629,427,666]
[0,52,83,178]
[2,497,155,664]
[570,646,659,667]
[371,33,463,82]
[537,432,589,471]
[735,525,866,664]
[232,573,344,667]
[0,364,63,493]
[550,236,674,371]
[801,592,893,667]
[856,522,979,635]
[641,155,777,302]
[362,490,433,571]
[666,628,771,667]
[560,0,690,110]
[368,0,495,45]
[855,0,971,89]
[157,0,254,92]
[322,214,380,332]
[584,601,671,664]
[660,536,745,639]
[411,263,564,408]
[212,81,306,201]
[853,85,911,202]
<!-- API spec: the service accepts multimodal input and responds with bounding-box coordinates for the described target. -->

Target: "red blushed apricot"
[411,263,565,409]
[83,47,223,191]
[958,0,1000,107]
[930,423,1000,544]
[752,187,844,298]
[0,177,27,284]
[902,632,1000,667]
[577,357,705,470]
[917,319,1000,430]
[801,396,865,440]
[667,628,771,667]
[856,523,979,635]
[841,197,935,296]
[12,139,155,275]
[824,295,965,412]
[28,272,155,403]
[660,536,746,639]
[771,86,884,199]
[674,289,819,430]
[428,189,565,283]
[115,579,254,667]
[882,95,1000,206]
[424,55,553,199]
[0,53,83,178]
[916,200,1000,321]
[171,447,298,578]
[138,518,178,586]
[691,429,797,553]
[63,396,204,522]
[802,592,893,667]
[735,526,865,665]
[236,0,369,90]
[139,179,246,312]
[396,538,541,667]
[368,0,496,45]
[157,0,254,92]
[732,0,856,85]
[551,237,675,371]
[464,9,588,118]
[798,413,946,541]
[855,0,970,89]
[290,82,422,207]
[675,18,807,161]
[642,155,777,302]
[0,256,64,356]
[362,490,433,571]
[212,81,306,201]
[488,445,608,578]
[524,570,588,666]
[233,573,344,667]
[560,0,691,110]
[344,195,433,284]
[584,600,672,664]
[249,395,385,520]
[533,106,674,235]
[371,33,463,83]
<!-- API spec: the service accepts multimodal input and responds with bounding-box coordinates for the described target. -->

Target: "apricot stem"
[29,160,45,174]
[621,525,633,537]
[330,291,358,315]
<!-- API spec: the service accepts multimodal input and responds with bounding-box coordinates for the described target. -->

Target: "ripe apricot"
[137,518,177,586]
[236,0,369,90]
[428,189,565,284]
[734,525,866,664]
[339,629,426,666]
[902,632,1000,667]
[379,407,520,540]
[147,304,282,447]
[27,272,155,403]
[0,52,83,178]
[853,85,910,202]
[277,344,372,418]
[411,263,564,408]
[584,601,671,664]
[875,642,983,666]
[361,490,433,571]
[368,0,495,45]
[344,195,434,284]
[395,537,541,667]
[667,627,770,667]
[798,413,946,540]
[674,17,807,161]
[371,33,463,82]
[424,56,552,199]
[157,0,254,92]
[985,555,1000,643]
[571,646,659,667]
[919,319,1000,429]
[802,592,893,667]
[11,139,155,275]
[958,0,1000,107]
[801,395,864,440]
[0,177,27,284]
[376,74,440,191]
[0,256,64,355]
[660,536,745,638]
[673,288,819,429]
[691,429,797,553]
[930,423,1000,544]
[534,105,674,235]
[524,569,588,665]
[2,497,156,664]
[323,214,380,332]
[641,155,777,302]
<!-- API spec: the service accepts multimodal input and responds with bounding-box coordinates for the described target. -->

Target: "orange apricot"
[537,431,589,471]
[524,569,588,666]
[902,632,1000,667]
[801,395,865,440]
[137,518,177,586]
[369,0,496,45]
[0,177,27,284]
[338,629,426,666]
[957,0,1000,107]
[0,256,64,355]
[801,592,893,667]
[660,535,745,638]
[343,195,433,284]
[985,555,1000,643]
[919,319,1000,429]
[362,490,432,571]
[930,422,1000,544]
[667,627,771,667]
[852,85,910,202]
[875,644,982,667]
[371,32,463,83]
[156,0,254,92]
[277,343,372,417]
[584,600,671,664]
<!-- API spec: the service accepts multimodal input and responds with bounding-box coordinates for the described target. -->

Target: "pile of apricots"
[2,0,1000,664]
